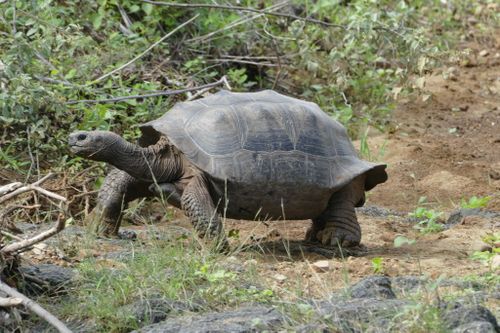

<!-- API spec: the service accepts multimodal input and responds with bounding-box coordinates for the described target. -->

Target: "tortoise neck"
[108,137,184,183]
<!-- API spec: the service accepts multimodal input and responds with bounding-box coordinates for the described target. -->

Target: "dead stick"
[0,280,72,333]
[0,296,23,307]
[89,14,199,85]
[66,76,229,104]
[142,0,347,29]
[0,174,66,204]
[1,217,66,254]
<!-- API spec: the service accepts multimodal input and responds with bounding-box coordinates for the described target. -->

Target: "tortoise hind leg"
[305,175,365,247]
[181,174,229,252]
[88,168,153,238]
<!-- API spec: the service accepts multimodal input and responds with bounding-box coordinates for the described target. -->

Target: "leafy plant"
[394,235,416,248]
[471,233,499,274]
[460,195,492,209]
[409,197,444,234]
[371,257,384,274]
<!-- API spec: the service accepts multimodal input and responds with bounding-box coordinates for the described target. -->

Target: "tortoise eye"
[77,133,87,141]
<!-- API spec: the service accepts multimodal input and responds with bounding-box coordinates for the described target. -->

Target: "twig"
[0,296,23,307]
[1,215,66,254]
[89,14,199,85]
[0,280,72,333]
[0,230,24,242]
[66,76,230,104]
[186,2,287,43]
[0,174,66,205]
[0,183,22,196]
[143,0,347,29]
[206,58,278,67]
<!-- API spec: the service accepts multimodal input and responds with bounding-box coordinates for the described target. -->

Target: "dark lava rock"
[356,205,403,217]
[316,298,409,332]
[295,323,331,333]
[20,264,74,296]
[122,296,201,325]
[452,321,498,333]
[349,276,396,299]
[445,208,500,228]
[442,303,499,332]
[132,306,284,333]
[390,276,427,295]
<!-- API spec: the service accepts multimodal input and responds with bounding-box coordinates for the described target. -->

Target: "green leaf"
[93,13,104,30]
[65,68,77,80]
[142,3,153,15]
[394,236,416,247]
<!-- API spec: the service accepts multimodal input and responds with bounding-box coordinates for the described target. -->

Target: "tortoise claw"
[317,227,360,248]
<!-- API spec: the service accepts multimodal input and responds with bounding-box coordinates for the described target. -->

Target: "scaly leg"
[87,168,153,237]
[306,175,365,247]
[181,174,229,252]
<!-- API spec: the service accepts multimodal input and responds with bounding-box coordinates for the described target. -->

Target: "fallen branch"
[0,296,23,307]
[1,214,66,254]
[89,14,199,85]
[0,182,22,197]
[66,76,231,104]
[142,0,347,29]
[0,173,66,205]
[0,280,72,333]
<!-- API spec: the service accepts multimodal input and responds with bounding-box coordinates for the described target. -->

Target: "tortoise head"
[68,130,123,162]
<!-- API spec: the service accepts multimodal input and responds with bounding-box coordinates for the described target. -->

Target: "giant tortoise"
[69,90,387,250]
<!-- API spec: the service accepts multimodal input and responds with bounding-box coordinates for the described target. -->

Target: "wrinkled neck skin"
[103,136,184,183]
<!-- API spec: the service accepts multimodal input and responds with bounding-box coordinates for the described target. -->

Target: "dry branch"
[66,75,231,104]
[0,280,72,333]
[0,173,66,205]
[0,296,23,307]
[142,0,347,29]
[1,216,66,254]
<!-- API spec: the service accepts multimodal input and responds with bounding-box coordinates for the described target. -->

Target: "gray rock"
[294,323,331,333]
[445,208,500,228]
[356,205,403,217]
[390,276,427,294]
[452,321,498,333]
[20,264,74,296]
[316,298,409,333]
[132,306,284,333]
[349,276,396,299]
[122,296,200,325]
[442,304,499,331]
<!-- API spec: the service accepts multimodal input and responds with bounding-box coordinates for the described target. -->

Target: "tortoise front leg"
[306,175,365,247]
[87,168,153,238]
[181,174,229,252]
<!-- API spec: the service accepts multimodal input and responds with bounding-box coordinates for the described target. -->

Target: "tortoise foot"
[316,227,360,248]
[117,229,137,240]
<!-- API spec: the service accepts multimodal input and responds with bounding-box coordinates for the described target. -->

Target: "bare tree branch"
[1,215,66,254]
[0,296,23,307]
[66,76,231,104]
[0,174,66,205]
[142,0,347,29]
[0,183,22,196]
[0,280,72,333]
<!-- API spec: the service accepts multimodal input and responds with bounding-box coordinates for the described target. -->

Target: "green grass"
[53,236,273,332]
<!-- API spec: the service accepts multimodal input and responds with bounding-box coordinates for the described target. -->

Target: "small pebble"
[479,50,489,57]
[273,273,287,283]
[312,260,330,272]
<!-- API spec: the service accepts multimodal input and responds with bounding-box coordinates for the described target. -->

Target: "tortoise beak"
[68,131,91,153]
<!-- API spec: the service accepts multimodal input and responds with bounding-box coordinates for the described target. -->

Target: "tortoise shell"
[140,90,386,192]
